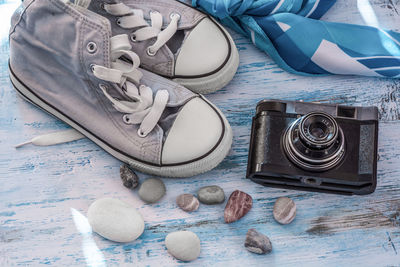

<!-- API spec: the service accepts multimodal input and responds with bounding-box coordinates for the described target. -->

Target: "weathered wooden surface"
[1,0,400,266]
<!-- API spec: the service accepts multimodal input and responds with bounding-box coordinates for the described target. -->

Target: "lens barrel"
[283,112,345,171]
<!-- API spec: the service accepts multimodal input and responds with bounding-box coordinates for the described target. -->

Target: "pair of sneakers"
[9,0,239,177]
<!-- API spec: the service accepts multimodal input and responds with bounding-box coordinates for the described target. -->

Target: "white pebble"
[87,198,144,242]
[165,231,200,261]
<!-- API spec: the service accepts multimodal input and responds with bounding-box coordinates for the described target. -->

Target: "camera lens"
[299,113,338,149]
[310,122,327,139]
[283,112,345,171]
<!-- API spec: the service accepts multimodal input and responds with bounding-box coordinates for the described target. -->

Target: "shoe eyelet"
[146,47,157,57]
[130,33,137,43]
[170,12,181,20]
[100,2,105,10]
[123,115,130,124]
[90,63,96,72]
[116,18,121,25]
[137,128,147,138]
[87,42,97,53]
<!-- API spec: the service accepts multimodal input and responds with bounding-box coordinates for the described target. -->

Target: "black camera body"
[247,100,379,195]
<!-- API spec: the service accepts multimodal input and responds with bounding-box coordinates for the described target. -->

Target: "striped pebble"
[273,197,296,224]
[224,190,253,223]
[176,194,199,212]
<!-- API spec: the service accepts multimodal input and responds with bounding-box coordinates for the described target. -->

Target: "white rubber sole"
[9,68,233,178]
[172,20,240,94]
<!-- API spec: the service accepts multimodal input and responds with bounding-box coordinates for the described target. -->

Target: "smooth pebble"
[273,197,296,224]
[224,190,253,223]
[197,185,225,204]
[176,194,199,212]
[87,198,144,242]
[120,164,139,189]
[165,231,200,261]
[138,178,166,203]
[244,229,272,254]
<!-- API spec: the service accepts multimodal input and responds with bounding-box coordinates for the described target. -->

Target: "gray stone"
[197,185,225,204]
[165,231,201,261]
[120,164,139,189]
[273,197,296,224]
[176,194,199,212]
[87,198,144,243]
[244,229,272,254]
[138,178,166,203]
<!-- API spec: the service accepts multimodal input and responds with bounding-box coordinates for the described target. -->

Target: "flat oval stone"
[165,231,200,261]
[224,190,253,223]
[120,164,139,189]
[138,178,166,203]
[87,198,144,243]
[176,194,199,212]
[197,185,225,204]
[244,229,272,254]
[273,197,296,224]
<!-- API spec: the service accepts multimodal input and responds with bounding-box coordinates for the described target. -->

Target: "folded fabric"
[185,0,400,78]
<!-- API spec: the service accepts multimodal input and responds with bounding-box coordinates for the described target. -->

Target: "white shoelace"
[92,34,169,137]
[102,2,180,56]
[15,34,169,148]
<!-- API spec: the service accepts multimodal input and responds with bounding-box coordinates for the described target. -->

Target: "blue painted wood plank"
[1,0,400,266]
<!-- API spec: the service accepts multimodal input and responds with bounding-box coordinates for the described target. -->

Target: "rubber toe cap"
[174,18,230,77]
[161,97,224,164]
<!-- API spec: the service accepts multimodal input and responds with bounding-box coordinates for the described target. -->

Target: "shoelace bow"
[102,2,180,56]
[92,34,169,137]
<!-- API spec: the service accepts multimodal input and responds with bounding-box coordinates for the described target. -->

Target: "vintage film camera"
[247,100,379,195]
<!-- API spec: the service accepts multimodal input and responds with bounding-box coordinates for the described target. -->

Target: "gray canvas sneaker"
[85,0,239,94]
[9,0,232,177]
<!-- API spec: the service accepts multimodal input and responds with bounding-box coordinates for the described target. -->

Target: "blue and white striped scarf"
[185,0,400,78]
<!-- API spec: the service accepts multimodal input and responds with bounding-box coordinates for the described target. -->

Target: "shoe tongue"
[166,30,186,55]
[68,0,113,43]
[73,0,91,8]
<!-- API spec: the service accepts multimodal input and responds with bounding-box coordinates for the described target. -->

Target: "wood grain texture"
[1,0,400,266]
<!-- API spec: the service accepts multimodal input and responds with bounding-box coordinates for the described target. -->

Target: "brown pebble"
[224,190,253,223]
[244,229,272,254]
[120,164,139,189]
[176,194,199,212]
[273,197,296,224]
